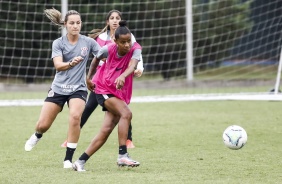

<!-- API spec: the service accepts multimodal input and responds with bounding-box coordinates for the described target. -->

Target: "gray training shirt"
[51,35,100,95]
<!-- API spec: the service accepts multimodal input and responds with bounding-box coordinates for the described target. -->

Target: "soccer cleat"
[117,153,140,167]
[63,160,73,169]
[126,139,135,149]
[61,140,67,148]
[25,133,41,151]
[72,160,86,172]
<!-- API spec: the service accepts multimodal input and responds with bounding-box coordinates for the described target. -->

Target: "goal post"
[61,0,68,36]
[186,0,194,81]
[274,48,282,95]
[0,0,282,104]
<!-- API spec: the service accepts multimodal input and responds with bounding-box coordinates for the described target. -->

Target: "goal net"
[1,0,282,105]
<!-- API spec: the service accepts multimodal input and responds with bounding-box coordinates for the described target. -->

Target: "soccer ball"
[222,125,247,150]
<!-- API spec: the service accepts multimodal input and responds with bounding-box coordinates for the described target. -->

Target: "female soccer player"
[60,10,143,149]
[72,20,141,171]
[24,8,100,169]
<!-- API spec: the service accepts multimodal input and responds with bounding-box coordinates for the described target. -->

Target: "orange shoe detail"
[61,140,67,148]
[126,139,135,149]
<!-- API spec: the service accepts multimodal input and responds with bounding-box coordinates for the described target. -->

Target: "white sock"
[67,143,77,149]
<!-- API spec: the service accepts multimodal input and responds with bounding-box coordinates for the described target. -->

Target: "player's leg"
[61,91,99,148]
[103,97,140,167]
[25,101,62,151]
[73,111,119,171]
[126,123,135,148]
[80,91,99,129]
[63,94,86,168]
[127,123,132,141]
[86,111,118,155]
[73,95,139,171]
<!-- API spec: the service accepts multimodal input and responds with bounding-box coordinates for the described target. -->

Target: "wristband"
[69,62,73,67]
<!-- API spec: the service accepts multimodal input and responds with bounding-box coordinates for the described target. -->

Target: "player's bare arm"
[115,59,138,90]
[86,56,100,91]
[53,56,83,71]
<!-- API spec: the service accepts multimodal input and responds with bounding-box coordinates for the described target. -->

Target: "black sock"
[119,145,127,155]
[64,147,76,162]
[35,132,42,139]
[79,152,90,161]
[127,123,132,141]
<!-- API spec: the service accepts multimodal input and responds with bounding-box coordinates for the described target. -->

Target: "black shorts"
[96,94,115,111]
[45,89,87,109]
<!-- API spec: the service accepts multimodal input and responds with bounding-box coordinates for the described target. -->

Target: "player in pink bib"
[72,20,141,171]
[60,10,142,149]
[93,42,141,104]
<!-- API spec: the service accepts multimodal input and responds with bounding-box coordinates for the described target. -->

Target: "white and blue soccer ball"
[223,125,247,150]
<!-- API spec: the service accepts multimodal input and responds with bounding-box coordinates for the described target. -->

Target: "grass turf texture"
[0,101,281,184]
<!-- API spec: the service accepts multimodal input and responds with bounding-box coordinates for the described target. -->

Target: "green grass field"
[0,101,281,184]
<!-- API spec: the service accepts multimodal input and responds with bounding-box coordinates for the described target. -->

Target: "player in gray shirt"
[51,34,99,95]
[24,8,100,169]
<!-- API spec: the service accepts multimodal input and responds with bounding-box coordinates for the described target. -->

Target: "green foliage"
[1,101,282,183]
[1,1,60,83]
[2,0,276,82]
[193,0,253,71]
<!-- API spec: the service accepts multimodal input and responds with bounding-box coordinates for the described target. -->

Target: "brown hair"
[88,10,122,39]
[44,8,80,29]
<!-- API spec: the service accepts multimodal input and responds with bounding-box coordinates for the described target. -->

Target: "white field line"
[1,93,282,106]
